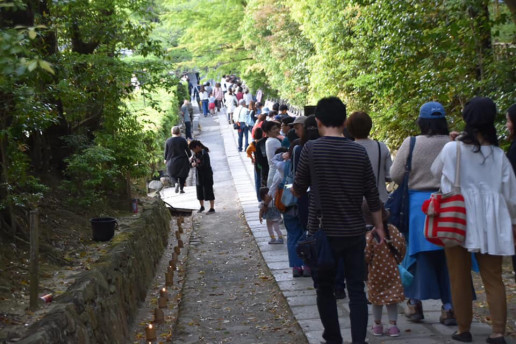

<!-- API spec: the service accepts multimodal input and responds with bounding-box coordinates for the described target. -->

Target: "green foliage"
[62,146,118,208]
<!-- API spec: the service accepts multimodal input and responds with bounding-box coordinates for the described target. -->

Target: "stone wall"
[18,198,171,344]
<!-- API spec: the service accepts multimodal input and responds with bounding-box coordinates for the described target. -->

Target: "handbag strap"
[376,140,381,186]
[453,141,461,192]
[406,136,416,173]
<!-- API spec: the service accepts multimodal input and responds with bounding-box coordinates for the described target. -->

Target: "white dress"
[431,141,516,255]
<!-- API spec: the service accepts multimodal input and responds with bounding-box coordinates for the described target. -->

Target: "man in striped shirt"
[292,96,385,344]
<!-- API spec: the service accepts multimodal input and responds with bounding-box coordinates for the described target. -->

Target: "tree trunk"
[505,0,516,26]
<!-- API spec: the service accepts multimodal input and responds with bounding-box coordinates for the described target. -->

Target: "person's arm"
[363,152,384,242]
[292,144,311,198]
[164,141,169,164]
[390,137,410,184]
[383,143,393,182]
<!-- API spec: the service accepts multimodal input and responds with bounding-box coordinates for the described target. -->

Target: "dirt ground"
[0,193,135,342]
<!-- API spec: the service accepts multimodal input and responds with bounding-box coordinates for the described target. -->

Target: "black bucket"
[90,217,118,241]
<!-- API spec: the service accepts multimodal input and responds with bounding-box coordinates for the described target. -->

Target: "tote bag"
[422,142,467,247]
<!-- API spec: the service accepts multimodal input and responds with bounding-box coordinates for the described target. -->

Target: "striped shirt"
[293,136,381,237]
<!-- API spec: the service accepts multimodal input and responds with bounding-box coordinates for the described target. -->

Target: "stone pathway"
[168,111,307,343]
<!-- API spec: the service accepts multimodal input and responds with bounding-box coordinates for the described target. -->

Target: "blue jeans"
[282,211,304,268]
[254,168,261,201]
[237,125,249,152]
[316,235,367,344]
[201,99,209,116]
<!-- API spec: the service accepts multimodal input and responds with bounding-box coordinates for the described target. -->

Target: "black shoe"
[180,190,185,194]
[335,288,347,300]
[197,206,205,213]
[207,208,215,214]
[452,331,472,342]
[486,337,506,344]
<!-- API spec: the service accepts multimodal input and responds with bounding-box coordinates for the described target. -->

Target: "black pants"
[315,235,367,344]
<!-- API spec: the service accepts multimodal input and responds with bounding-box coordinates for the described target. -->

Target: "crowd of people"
[168,76,516,344]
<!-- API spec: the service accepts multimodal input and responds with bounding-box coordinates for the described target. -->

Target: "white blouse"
[431,141,516,255]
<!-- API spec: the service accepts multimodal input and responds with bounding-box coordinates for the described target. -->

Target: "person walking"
[213,82,224,112]
[432,97,516,344]
[263,121,282,187]
[180,99,193,140]
[505,103,516,281]
[292,97,385,344]
[258,186,284,244]
[236,99,250,152]
[246,128,264,201]
[390,102,455,325]
[364,204,406,337]
[199,85,209,117]
[346,111,392,202]
[224,88,238,124]
[189,140,215,214]
[164,126,191,194]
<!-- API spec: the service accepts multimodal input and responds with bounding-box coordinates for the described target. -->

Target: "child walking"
[208,94,216,115]
[188,140,215,214]
[364,205,406,337]
[258,187,284,244]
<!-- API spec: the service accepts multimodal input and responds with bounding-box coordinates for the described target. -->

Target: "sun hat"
[262,107,270,114]
[289,116,307,126]
[419,102,445,119]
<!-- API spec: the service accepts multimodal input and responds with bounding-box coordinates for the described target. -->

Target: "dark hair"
[286,128,298,143]
[346,111,372,139]
[459,97,498,152]
[262,121,280,133]
[507,103,516,141]
[215,82,221,87]
[188,140,210,152]
[253,128,263,140]
[257,114,266,122]
[272,102,280,111]
[248,101,256,110]
[200,86,205,93]
[275,147,288,155]
[256,102,263,108]
[301,115,320,145]
[281,116,294,125]
[259,187,269,200]
[279,104,288,111]
[417,118,449,136]
[268,110,277,118]
[315,96,347,127]
[237,87,243,93]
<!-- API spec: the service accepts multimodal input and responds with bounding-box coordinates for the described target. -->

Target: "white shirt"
[431,141,516,255]
[199,91,209,101]
[244,93,253,105]
[225,93,237,112]
[236,106,249,123]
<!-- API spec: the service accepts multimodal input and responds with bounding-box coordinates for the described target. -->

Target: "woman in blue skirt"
[390,102,456,325]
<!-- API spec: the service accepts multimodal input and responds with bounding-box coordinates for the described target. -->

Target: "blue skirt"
[404,190,451,302]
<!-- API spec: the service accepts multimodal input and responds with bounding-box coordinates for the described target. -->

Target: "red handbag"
[422,143,467,247]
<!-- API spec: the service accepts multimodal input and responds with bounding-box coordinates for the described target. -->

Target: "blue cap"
[262,107,270,114]
[419,102,445,119]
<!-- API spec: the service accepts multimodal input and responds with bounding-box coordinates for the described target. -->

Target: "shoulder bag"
[422,142,466,247]
[385,136,416,235]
